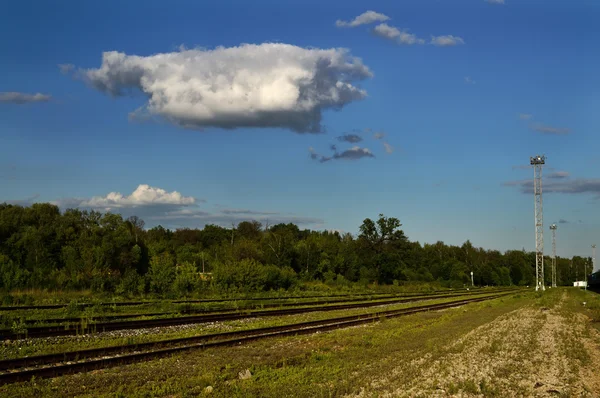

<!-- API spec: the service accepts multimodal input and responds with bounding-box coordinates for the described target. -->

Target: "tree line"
[0,203,593,296]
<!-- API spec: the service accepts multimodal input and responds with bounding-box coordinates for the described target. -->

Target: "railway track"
[0,291,514,385]
[0,290,447,312]
[10,289,498,327]
[1,290,514,340]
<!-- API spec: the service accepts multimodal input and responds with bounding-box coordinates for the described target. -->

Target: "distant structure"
[593,244,597,272]
[550,224,557,288]
[530,155,546,291]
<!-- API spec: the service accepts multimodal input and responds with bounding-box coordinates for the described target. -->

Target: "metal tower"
[530,155,546,291]
[550,224,557,288]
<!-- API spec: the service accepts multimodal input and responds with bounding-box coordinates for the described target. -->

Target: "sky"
[1,0,599,259]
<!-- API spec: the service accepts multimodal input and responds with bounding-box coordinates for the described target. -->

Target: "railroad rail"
[1,290,516,340]
[0,291,515,385]
[11,289,499,327]
[0,288,484,311]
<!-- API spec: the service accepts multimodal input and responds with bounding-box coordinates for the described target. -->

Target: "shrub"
[148,252,176,295]
[173,262,200,295]
[213,260,298,292]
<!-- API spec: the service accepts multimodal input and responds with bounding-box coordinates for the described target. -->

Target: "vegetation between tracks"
[0,292,510,361]
[0,291,536,397]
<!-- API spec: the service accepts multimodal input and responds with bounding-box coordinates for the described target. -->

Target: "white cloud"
[79,184,196,209]
[383,142,394,154]
[464,76,476,84]
[529,124,571,135]
[519,113,533,120]
[47,185,323,228]
[77,44,372,133]
[336,146,374,160]
[58,64,75,74]
[430,35,465,47]
[373,24,425,45]
[374,132,385,140]
[0,92,51,104]
[485,0,505,4]
[336,11,390,28]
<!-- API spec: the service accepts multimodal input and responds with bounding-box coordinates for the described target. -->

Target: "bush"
[173,262,200,295]
[213,259,298,292]
[116,270,145,297]
[148,252,176,295]
[0,254,28,291]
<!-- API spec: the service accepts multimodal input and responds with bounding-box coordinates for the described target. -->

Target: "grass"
[1,282,504,308]
[0,291,531,397]
[0,292,504,360]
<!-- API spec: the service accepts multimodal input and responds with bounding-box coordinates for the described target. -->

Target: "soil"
[349,293,600,397]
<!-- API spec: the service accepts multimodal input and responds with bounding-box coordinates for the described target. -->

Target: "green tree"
[148,252,176,295]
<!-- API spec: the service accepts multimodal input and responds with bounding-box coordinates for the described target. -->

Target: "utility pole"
[470,271,474,287]
[550,224,557,288]
[530,155,546,291]
[585,260,588,291]
[593,244,597,273]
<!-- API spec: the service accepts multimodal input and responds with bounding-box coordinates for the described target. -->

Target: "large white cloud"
[79,184,196,209]
[78,44,372,133]
[336,11,390,28]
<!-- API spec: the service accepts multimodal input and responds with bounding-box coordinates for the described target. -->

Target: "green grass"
[0,292,506,360]
[0,292,530,397]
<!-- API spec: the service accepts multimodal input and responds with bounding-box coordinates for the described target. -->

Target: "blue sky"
[1,0,599,259]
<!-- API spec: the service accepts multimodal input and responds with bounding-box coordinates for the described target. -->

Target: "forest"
[0,203,593,296]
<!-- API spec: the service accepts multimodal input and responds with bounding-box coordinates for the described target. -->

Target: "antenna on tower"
[530,154,546,291]
[550,224,557,288]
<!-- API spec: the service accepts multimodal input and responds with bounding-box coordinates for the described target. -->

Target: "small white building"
[573,281,587,288]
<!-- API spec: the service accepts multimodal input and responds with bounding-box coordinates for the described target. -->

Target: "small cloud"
[383,142,394,154]
[4,194,41,207]
[337,134,363,143]
[310,146,375,163]
[519,113,532,120]
[334,146,375,161]
[430,35,465,47]
[374,132,385,140]
[221,209,279,216]
[547,171,570,180]
[504,178,600,197]
[558,219,569,224]
[77,184,196,209]
[464,76,476,85]
[58,64,75,74]
[0,92,51,104]
[485,0,505,4]
[512,165,531,170]
[530,124,571,135]
[336,10,390,28]
[373,23,425,45]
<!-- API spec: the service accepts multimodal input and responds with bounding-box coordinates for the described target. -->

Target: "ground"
[2,288,599,397]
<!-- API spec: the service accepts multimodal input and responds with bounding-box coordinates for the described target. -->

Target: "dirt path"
[349,292,600,397]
